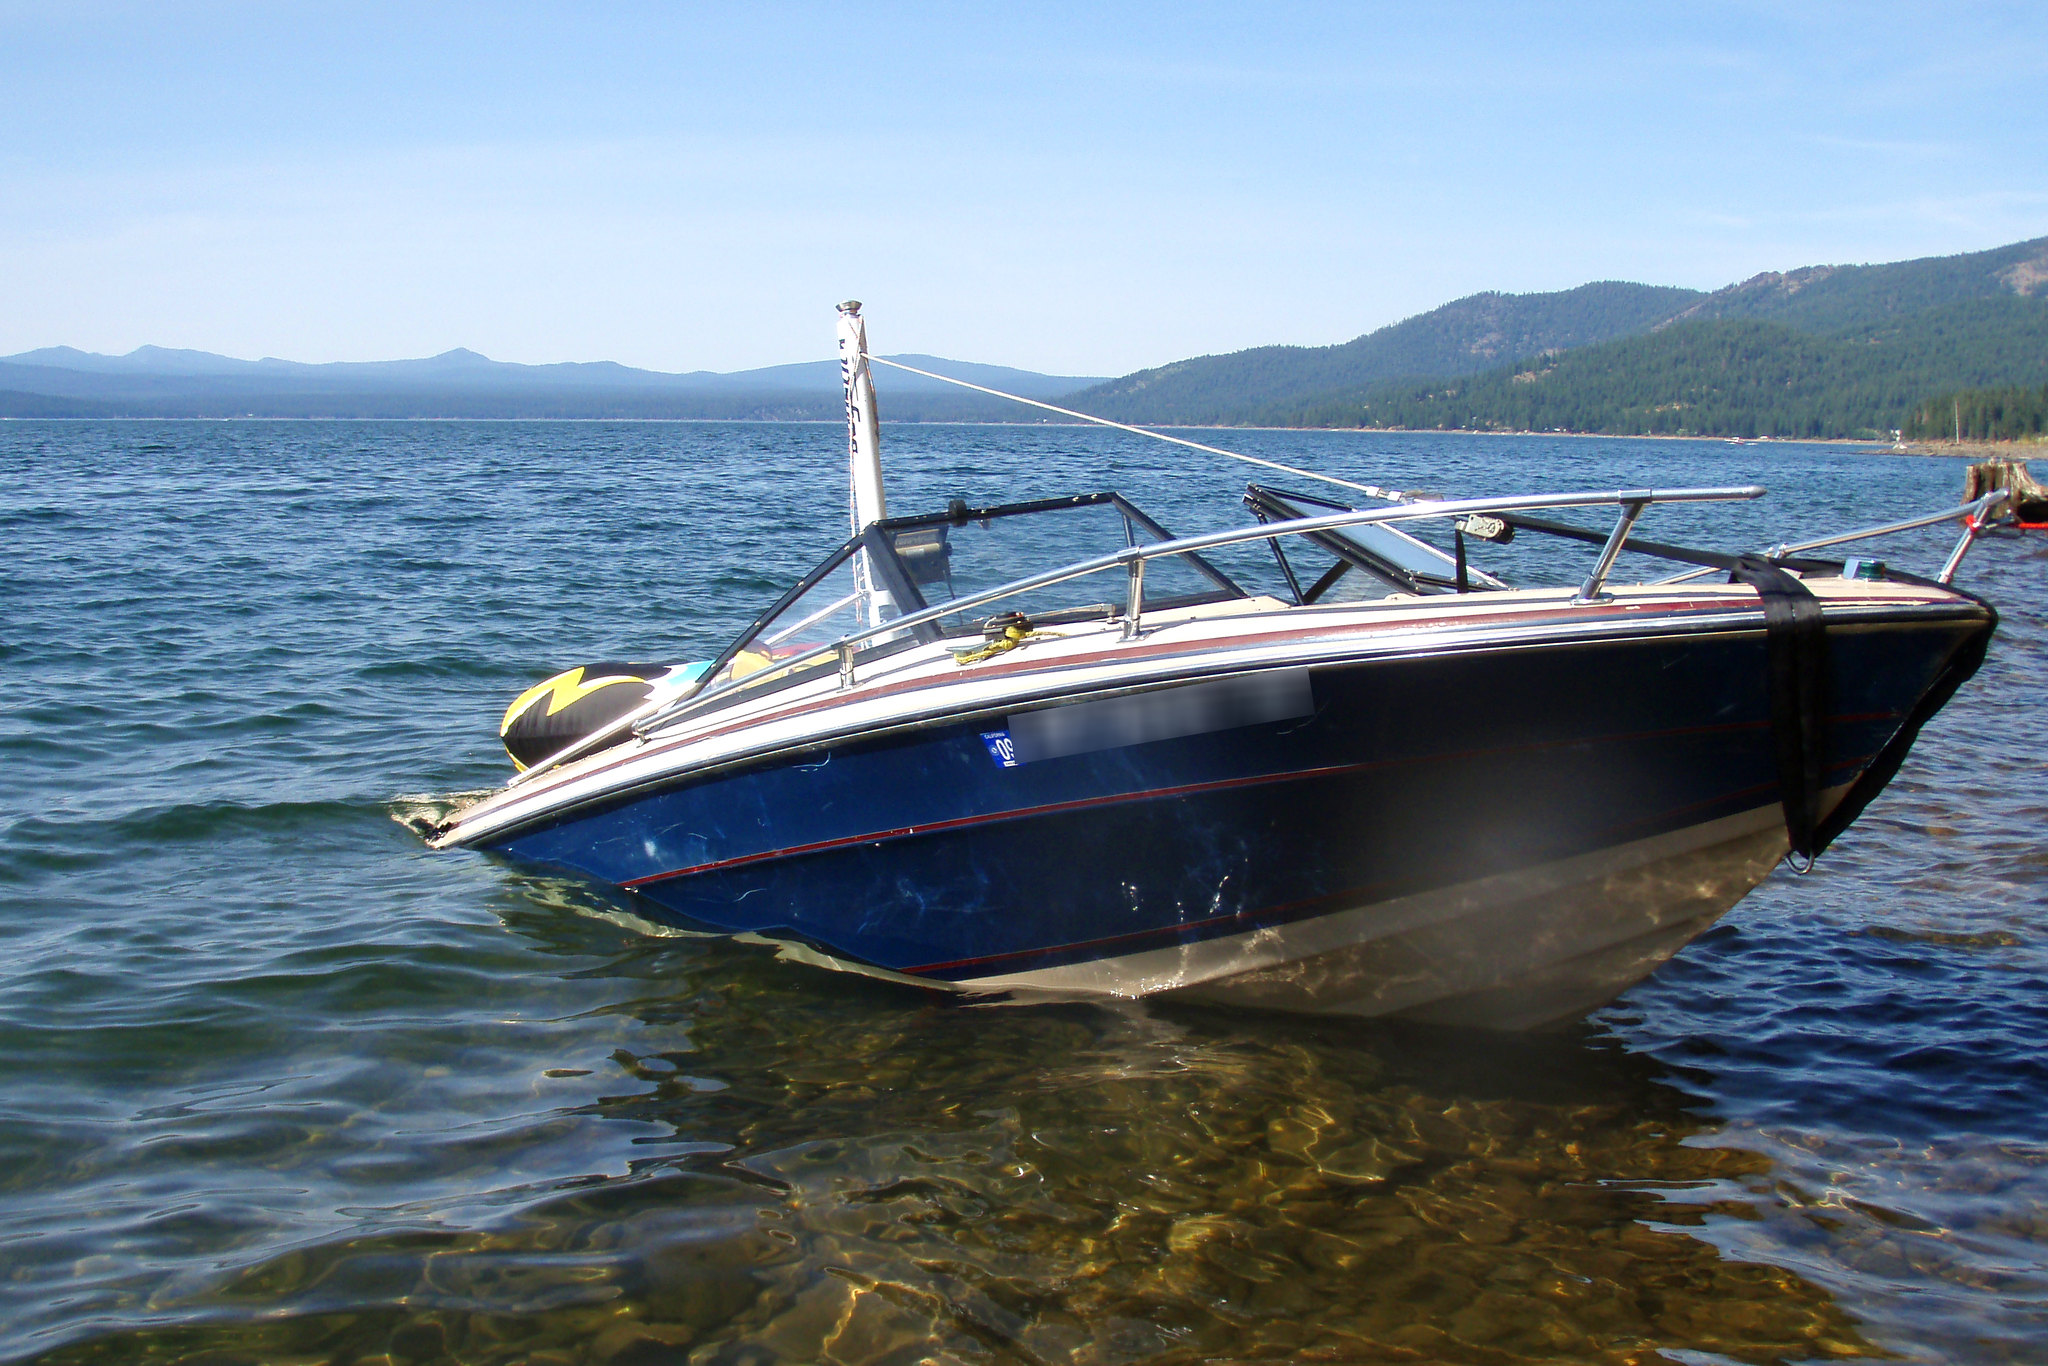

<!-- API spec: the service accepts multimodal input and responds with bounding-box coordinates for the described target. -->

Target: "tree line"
[1250,298,2048,440]
[1904,384,2048,441]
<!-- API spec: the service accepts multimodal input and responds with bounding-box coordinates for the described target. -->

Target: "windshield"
[690,539,908,699]
[1247,485,1509,600]
[692,492,1248,704]
[881,494,1243,635]
[696,493,1245,700]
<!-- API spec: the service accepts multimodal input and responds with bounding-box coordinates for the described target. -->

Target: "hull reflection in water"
[30,923,1882,1366]
[1165,813,1792,1027]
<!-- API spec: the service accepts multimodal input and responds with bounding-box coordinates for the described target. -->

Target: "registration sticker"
[980,730,1020,768]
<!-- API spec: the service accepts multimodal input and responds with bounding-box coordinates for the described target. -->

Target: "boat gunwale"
[434,589,1986,849]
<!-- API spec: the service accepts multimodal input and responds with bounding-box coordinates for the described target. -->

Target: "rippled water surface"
[4,421,2044,1364]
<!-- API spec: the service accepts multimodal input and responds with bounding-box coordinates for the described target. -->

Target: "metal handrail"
[764,588,862,645]
[1118,486,1763,562]
[611,484,1765,745]
[1652,491,2009,586]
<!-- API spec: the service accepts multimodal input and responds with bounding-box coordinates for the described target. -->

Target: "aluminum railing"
[515,480,2006,786]
[1653,490,2009,587]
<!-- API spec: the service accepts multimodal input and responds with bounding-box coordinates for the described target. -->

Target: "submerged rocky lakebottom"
[2,421,2044,1364]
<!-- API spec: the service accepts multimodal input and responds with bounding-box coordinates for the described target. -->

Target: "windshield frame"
[1245,483,1511,600]
[720,493,1243,649]
[672,491,1247,718]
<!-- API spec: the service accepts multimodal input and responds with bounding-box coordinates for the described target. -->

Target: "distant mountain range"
[1284,300,2048,438]
[0,348,1105,421]
[7,233,2046,438]
[1066,235,2048,438]
[1068,282,1709,425]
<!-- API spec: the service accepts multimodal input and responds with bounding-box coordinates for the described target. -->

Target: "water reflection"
[33,880,1874,1365]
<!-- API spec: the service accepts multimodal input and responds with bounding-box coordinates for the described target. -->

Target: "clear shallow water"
[2,420,2043,1365]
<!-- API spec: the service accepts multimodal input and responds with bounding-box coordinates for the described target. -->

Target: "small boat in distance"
[423,304,2004,1029]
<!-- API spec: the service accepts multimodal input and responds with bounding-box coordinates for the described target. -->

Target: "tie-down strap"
[1725,557,1998,863]
[1727,555,1829,861]
[1496,511,1996,863]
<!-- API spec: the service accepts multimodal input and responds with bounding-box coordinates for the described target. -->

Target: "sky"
[2,1,2044,377]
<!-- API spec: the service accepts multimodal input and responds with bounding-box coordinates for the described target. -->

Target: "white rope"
[863,354,1405,503]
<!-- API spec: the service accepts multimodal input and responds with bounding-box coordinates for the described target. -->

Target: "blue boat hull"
[480,618,1979,1007]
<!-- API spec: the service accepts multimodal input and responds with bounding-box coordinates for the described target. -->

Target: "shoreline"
[3,412,2043,459]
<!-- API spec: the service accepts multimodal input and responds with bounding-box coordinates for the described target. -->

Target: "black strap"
[1498,511,1845,580]
[1729,555,1830,861]
[1499,508,1997,861]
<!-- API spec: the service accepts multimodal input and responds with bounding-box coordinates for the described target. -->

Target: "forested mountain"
[1264,296,2048,439]
[1080,235,2048,437]
[10,236,2046,434]
[1660,235,2048,333]
[1066,283,1705,425]
[1904,383,2048,441]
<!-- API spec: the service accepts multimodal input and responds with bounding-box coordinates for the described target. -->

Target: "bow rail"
[1653,490,2009,586]
[505,482,1999,788]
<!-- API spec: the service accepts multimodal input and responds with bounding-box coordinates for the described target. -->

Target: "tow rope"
[952,611,1046,666]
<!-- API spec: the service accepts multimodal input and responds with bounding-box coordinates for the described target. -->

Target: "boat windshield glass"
[698,547,906,694]
[881,495,1242,635]
[697,494,1246,704]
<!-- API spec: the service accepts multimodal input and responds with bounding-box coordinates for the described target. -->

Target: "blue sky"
[3,1,2042,375]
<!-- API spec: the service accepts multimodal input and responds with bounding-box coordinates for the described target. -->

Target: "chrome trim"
[1577,499,1647,603]
[1938,490,2009,584]
[767,588,862,646]
[1654,492,2008,585]
[1122,557,1146,640]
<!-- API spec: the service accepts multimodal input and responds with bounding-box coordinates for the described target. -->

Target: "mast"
[837,301,895,628]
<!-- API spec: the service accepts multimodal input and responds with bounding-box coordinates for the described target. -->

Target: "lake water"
[3,420,2043,1365]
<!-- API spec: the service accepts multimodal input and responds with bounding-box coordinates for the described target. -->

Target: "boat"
[422,304,2004,1029]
